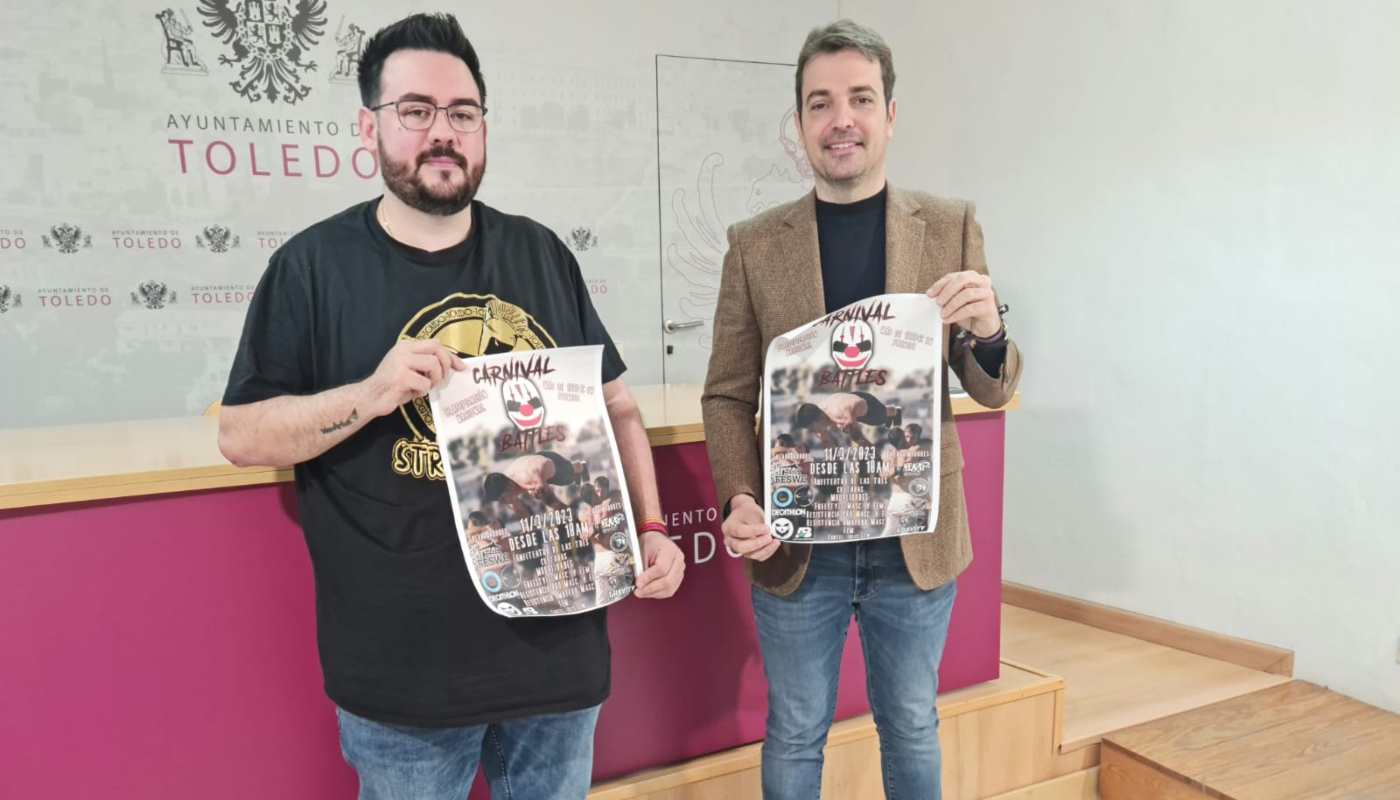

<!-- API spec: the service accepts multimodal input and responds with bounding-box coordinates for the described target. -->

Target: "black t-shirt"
[223,198,626,727]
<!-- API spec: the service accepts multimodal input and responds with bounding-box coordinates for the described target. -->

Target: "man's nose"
[428,107,457,143]
[831,100,857,130]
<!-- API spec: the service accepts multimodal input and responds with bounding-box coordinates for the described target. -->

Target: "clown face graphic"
[502,377,546,431]
[830,320,875,370]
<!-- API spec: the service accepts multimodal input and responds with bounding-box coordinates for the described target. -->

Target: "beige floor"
[1000,603,1292,751]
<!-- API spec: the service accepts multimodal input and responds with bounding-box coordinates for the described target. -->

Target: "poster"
[430,345,641,617]
[763,293,943,543]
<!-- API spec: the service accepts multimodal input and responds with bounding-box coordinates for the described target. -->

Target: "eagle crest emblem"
[196,225,240,253]
[198,0,328,104]
[132,281,177,310]
[567,227,598,252]
[42,223,92,255]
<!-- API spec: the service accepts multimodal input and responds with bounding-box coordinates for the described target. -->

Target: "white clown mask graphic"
[502,377,546,431]
[830,320,875,370]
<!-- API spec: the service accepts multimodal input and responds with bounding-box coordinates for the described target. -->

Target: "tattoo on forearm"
[320,408,359,435]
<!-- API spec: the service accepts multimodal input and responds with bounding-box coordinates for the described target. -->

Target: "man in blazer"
[701,19,1023,800]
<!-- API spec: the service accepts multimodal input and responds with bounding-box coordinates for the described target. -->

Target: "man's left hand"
[928,271,1001,338]
[635,530,685,599]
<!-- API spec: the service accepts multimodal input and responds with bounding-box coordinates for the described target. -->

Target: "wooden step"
[589,660,1067,799]
[1003,583,1292,676]
[984,768,1099,800]
[1099,681,1400,800]
[1001,603,1291,752]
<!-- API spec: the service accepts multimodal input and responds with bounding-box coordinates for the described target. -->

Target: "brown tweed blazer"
[701,187,1023,597]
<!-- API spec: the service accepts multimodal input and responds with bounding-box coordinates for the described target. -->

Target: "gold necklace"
[378,201,397,239]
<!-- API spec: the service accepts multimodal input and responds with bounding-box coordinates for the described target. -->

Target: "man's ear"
[358,106,378,152]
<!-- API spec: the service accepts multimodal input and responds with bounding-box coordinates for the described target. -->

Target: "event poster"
[763,293,943,543]
[430,345,641,618]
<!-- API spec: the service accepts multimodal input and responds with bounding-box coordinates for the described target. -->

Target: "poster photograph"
[431,345,641,618]
[763,293,943,544]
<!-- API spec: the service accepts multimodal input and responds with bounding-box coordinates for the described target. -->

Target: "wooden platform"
[1001,604,1292,752]
[1100,681,1400,800]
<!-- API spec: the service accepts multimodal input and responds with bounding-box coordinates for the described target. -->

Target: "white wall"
[0,0,833,426]
[467,0,835,382]
[844,0,1400,711]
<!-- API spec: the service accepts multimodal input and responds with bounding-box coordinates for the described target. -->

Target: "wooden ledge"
[0,387,1018,511]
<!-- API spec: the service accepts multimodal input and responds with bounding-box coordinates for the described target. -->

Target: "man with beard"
[217,13,684,800]
[702,19,1023,800]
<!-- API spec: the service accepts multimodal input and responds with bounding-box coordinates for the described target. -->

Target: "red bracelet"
[638,520,669,536]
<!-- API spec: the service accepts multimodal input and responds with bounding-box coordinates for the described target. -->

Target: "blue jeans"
[752,538,957,800]
[336,704,600,800]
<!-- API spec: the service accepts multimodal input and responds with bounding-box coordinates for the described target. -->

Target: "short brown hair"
[795,19,895,114]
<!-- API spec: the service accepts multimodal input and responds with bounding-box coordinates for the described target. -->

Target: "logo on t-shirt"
[391,293,556,480]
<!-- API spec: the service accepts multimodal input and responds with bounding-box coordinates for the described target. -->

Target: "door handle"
[664,319,704,333]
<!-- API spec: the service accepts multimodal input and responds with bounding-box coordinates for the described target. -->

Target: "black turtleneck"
[816,187,887,315]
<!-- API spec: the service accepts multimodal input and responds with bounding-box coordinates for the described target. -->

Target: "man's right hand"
[362,339,465,417]
[722,494,781,561]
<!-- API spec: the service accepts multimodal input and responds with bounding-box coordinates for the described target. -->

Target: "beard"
[379,138,486,216]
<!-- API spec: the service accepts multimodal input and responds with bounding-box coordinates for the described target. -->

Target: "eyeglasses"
[369,99,487,133]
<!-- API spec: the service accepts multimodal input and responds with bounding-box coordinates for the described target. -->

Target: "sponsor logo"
[771,518,795,540]
[482,571,504,593]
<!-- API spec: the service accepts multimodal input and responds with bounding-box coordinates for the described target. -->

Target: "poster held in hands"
[763,293,943,543]
[430,345,641,618]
